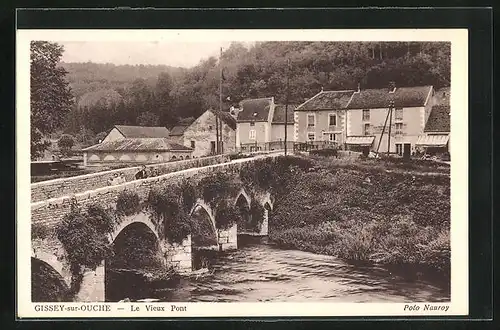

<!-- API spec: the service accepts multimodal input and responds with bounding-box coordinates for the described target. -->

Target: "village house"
[294,89,354,146]
[415,87,451,156]
[82,125,193,165]
[344,83,435,157]
[167,117,196,145]
[270,104,296,149]
[235,97,295,152]
[170,109,237,157]
[101,125,170,143]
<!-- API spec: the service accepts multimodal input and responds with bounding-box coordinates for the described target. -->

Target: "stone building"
[294,89,354,145]
[82,125,192,165]
[345,83,435,157]
[170,109,237,157]
[235,97,295,152]
[415,87,451,155]
[82,138,193,165]
[270,104,296,147]
[101,125,170,143]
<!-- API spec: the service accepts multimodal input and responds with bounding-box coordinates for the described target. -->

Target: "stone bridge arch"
[110,212,160,243]
[31,250,72,288]
[31,257,71,302]
[234,188,251,208]
[190,199,217,232]
[260,192,274,210]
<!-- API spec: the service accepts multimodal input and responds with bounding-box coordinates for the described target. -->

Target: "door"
[362,146,370,157]
[403,143,411,160]
[210,141,216,154]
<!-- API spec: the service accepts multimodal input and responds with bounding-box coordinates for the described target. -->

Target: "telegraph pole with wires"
[219,47,223,154]
[284,58,291,156]
[387,100,394,156]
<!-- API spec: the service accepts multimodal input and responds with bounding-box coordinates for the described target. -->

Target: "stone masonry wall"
[32,154,229,203]
[162,235,192,273]
[31,153,283,227]
[217,224,238,251]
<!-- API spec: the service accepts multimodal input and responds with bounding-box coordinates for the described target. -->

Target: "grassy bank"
[269,156,450,277]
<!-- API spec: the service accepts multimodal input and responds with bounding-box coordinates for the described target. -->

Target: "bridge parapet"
[31,154,230,203]
[32,152,283,228]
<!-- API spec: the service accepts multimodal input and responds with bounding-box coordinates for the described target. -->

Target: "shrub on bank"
[270,217,450,276]
[269,155,450,275]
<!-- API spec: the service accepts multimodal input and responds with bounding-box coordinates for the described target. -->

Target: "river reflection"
[108,238,450,303]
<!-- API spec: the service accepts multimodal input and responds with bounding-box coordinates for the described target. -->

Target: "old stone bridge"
[31,153,280,302]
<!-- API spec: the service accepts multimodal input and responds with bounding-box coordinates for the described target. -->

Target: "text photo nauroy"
[30,39,451,304]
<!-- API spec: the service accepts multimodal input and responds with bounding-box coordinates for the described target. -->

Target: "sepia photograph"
[17,29,468,317]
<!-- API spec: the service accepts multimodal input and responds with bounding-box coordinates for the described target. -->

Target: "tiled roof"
[424,105,450,133]
[272,104,296,124]
[82,138,192,152]
[433,87,450,106]
[169,125,190,136]
[114,125,170,138]
[210,109,237,130]
[237,97,273,122]
[346,86,433,109]
[295,90,354,111]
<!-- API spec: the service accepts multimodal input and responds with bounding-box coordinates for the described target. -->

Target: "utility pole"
[387,100,394,156]
[216,47,223,154]
[284,58,290,156]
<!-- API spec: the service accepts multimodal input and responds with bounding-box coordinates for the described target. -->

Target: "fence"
[237,141,295,153]
[293,141,339,152]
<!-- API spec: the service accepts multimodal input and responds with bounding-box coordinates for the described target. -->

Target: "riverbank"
[269,155,450,278]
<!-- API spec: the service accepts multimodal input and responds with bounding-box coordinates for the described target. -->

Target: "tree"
[31,41,73,160]
[95,131,107,144]
[137,111,160,126]
[57,134,75,156]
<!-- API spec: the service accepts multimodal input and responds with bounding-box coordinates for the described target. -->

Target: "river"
[107,237,450,303]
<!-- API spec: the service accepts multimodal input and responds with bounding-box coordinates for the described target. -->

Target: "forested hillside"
[60,41,450,146]
[60,62,186,100]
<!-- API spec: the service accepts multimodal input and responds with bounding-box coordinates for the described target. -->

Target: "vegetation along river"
[107,238,450,303]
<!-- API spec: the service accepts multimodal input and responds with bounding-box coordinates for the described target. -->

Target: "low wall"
[338,150,362,159]
[31,154,230,202]
[31,153,283,227]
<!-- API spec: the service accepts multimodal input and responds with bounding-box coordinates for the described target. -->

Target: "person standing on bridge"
[135,165,148,180]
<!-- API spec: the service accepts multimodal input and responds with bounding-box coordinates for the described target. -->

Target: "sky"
[59,41,250,67]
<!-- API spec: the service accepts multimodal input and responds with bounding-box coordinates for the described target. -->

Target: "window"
[364,123,371,135]
[396,143,403,156]
[329,114,337,126]
[249,129,256,140]
[362,109,370,121]
[395,108,403,121]
[395,123,403,135]
[190,141,195,149]
[307,114,315,127]
[324,132,337,142]
[307,133,315,141]
[250,122,255,126]
[209,125,213,130]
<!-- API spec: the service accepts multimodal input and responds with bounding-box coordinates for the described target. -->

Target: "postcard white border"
[16,29,468,318]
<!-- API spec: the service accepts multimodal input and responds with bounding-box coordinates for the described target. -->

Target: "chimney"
[388,81,396,93]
